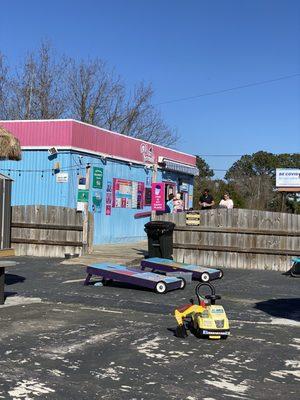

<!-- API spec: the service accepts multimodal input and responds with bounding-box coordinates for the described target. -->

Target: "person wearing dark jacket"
[199,189,215,210]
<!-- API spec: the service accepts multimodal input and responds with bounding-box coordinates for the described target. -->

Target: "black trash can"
[144,221,175,259]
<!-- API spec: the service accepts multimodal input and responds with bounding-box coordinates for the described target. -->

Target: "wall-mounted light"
[48,147,58,156]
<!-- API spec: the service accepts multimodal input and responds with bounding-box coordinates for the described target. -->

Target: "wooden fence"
[156,209,300,271]
[11,205,94,257]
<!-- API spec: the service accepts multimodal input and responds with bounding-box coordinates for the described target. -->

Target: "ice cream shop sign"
[140,143,155,163]
[151,182,165,211]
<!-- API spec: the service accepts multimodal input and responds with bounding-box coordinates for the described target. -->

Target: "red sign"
[137,182,145,209]
[151,182,165,211]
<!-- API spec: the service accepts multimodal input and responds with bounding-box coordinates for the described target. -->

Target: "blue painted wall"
[1,150,194,244]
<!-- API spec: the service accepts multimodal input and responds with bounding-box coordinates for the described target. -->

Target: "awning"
[163,159,199,176]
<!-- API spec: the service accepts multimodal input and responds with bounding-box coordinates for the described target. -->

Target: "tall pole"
[281,192,285,212]
[82,164,91,254]
[151,163,158,221]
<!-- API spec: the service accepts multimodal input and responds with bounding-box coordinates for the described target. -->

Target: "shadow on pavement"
[5,274,26,285]
[88,279,157,293]
[132,248,148,257]
[255,298,300,322]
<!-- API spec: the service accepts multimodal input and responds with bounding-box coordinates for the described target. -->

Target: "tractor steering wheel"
[195,282,221,305]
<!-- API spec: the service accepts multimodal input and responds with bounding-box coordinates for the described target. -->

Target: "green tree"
[210,180,245,209]
[225,151,300,212]
[193,156,214,208]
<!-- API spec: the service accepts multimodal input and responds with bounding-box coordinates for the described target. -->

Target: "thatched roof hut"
[0,126,22,161]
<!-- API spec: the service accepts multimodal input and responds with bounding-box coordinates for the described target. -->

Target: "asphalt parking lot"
[0,257,299,400]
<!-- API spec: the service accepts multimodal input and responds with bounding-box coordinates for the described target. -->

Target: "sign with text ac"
[92,167,103,189]
[151,182,165,211]
[276,169,300,188]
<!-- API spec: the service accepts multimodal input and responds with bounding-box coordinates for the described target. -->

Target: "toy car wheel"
[179,278,186,290]
[102,278,112,286]
[155,281,167,294]
[201,272,210,282]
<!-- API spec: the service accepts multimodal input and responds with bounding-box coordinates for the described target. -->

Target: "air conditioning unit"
[48,147,58,156]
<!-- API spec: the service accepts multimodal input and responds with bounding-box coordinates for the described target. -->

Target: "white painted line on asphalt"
[80,306,123,314]
[231,318,300,327]
[61,278,85,284]
[0,296,42,308]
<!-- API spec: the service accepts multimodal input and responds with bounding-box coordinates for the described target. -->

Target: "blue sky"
[1,0,299,176]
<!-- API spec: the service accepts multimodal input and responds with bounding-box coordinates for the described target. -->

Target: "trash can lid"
[144,221,175,231]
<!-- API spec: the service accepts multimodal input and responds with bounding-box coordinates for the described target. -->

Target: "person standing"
[166,193,174,213]
[173,193,184,213]
[219,192,234,209]
[199,189,215,210]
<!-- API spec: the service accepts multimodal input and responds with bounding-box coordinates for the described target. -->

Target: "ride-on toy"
[290,257,300,277]
[174,282,230,340]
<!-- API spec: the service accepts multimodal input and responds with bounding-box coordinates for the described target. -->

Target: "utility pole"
[82,164,91,254]
[281,192,285,212]
[151,163,158,221]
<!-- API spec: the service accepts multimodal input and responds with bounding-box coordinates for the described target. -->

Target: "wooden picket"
[11,205,94,257]
[156,209,300,271]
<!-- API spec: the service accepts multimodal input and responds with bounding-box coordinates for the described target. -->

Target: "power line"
[198,154,243,157]
[155,73,300,106]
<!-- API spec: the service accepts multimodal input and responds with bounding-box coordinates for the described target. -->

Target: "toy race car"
[290,257,300,277]
[174,282,230,340]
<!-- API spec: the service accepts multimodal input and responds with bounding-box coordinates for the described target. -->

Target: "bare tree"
[66,58,120,126]
[35,42,67,118]
[0,52,10,119]
[1,44,179,146]
[9,53,37,119]
[66,60,178,146]
[9,42,67,119]
[117,83,178,146]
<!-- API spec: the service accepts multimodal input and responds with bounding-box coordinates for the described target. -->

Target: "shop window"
[144,187,152,206]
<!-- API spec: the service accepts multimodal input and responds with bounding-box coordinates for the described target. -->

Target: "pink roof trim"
[0,119,196,166]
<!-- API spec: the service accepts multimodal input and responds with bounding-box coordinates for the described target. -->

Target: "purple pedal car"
[84,263,185,293]
[141,258,223,282]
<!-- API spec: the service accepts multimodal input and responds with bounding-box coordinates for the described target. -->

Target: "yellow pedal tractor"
[174,282,230,340]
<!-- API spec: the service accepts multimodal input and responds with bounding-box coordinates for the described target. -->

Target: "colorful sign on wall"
[92,190,102,213]
[140,143,155,163]
[131,181,138,209]
[112,179,145,209]
[92,167,103,189]
[131,181,145,209]
[106,181,112,215]
[56,172,69,183]
[77,189,89,202]
[113,179,132,208]
[137,182,145,209]
[151,182,165,211]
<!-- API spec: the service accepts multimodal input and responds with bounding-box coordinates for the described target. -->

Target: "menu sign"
[92,167,103,189]
[113,179,132,208]
[151,182,165,211]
